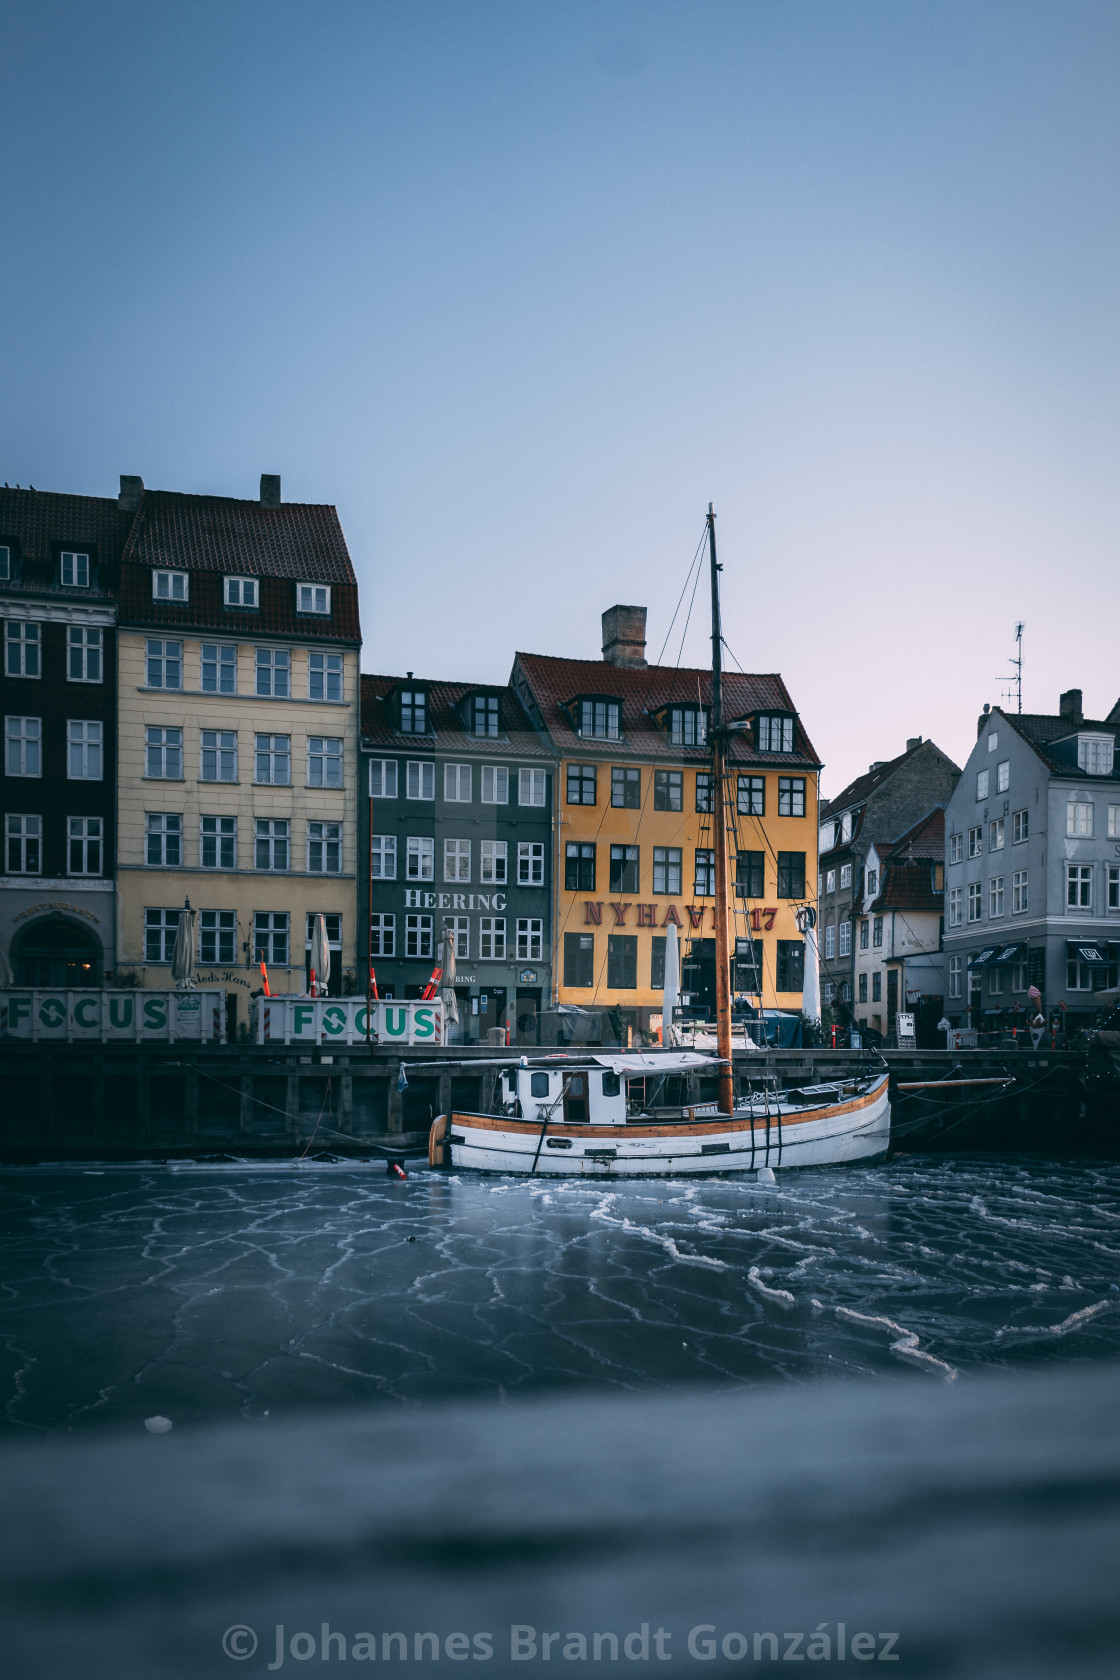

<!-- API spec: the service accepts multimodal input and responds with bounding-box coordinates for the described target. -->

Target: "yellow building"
[514,606,820,1032]
[114,476,361,1014]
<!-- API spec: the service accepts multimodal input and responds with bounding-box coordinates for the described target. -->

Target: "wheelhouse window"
[224,576,258,608]
[152,570,188,602]
[296,583,330,615]
[578,698,620,740]
[67,627,102,682]
[472,694,500,736]
[668,706,706,747]
[756,715,793,754]
[60,551,90,587]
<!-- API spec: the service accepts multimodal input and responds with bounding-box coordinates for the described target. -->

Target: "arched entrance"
[12,918,102,987]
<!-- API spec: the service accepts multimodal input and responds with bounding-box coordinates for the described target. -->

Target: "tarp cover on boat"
[592,1052,715,1073]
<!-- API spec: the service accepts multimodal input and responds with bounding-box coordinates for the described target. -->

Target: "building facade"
[114,476,361,1013]
[1,488,126,986]
[942,691,1120,1032]
[514,605,821,1037]
[359,673,555,1043]
[852,809,946,1045]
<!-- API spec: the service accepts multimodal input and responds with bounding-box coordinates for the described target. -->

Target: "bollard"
[831,1024,837,1048]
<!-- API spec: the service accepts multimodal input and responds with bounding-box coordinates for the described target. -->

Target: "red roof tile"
[871,861,943,915]
[0,487,132,562]
[360,673,552,759]
[886,807,945,863]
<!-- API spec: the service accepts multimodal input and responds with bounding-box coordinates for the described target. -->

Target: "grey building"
[817,737,961,1022]
[942,690,1120,1032]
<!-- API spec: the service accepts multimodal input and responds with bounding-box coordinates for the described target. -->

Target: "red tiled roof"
[513,652,820,766]
[886,807,945,863]
[0,487,133,562]
[360,673,553,758]
[871,861,943,915]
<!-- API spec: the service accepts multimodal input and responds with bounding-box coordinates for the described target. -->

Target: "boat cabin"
[498,1052,714,1125]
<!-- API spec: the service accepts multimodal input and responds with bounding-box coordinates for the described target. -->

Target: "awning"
[993,942,1026,964]
[1067,941,1109,966]
[968,947,999,969]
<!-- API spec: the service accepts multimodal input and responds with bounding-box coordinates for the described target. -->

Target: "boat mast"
[707,504,735,1115]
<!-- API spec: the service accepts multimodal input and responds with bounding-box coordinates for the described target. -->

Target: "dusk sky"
[4,0,1118,797]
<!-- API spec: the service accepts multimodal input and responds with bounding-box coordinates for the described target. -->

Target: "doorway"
[562,1072,589,1123]
[515,988,541,1045]
[12,919,102,987]
[477,987,507,1041]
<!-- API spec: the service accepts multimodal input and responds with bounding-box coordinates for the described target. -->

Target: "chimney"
[1059,688,1083,723]
[977,701,991,739]
[118,474,144,512]
[869,761,885,772]
[906,736,922,752]
[260,474,281,508]
[602,604,647,668]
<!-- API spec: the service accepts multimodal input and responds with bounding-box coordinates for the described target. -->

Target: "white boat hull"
[432,1075,890,1176]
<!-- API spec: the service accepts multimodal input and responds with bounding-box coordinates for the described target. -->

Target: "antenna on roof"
[996,622,1024,713]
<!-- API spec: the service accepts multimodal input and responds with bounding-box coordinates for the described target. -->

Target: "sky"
[3,0,1118,798]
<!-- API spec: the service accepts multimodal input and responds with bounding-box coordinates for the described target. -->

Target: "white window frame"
[866,869,878,896]
[516,918,543,960]
[1108,804,1120,840]
[996,760,1010,793]
[308,651,343,702]
[518,841,544,886]
[67,815,102,876]
[1067,801,1093,837]
[406,761,435,800]
[146,638,183,690]
[441,916,470,962]
[444,762,472,802]
[480,840,508,884]
[253,911,290,966]
[200,729,238,783]
[948,886,962,927]
[1067,864,1092,909]
[1012,869,1028,914]
[67,719,103,780]
[1107,864,1120,911]
[824,924,835,959]
[839,920,851,957]
[968,826,982,858]
[200,643,238,695]
[255,647,290,698]
[5,715,41,777]
[976,769,989,800]
[406,836,434,881]
[296,582,331,615]
[1012,810,1028,844]
[480,765,509,805]
[200,815,237,869]
[4,622,40,679]
[151,569,188,602]
[67,626,102,683]
[989,875,1004,918]
[224,576,259,608]
[949,954,962,998]
[519,767,547,807]
[145,811,182,867]
[255,818,290,872]
[1077,735,1115,776]
[405,913,433,958]
[370,913,395,957]
[443,838,471,882]
[59,550,91,587]
[0,545,9,581]
[307,820,342,874]
[968,882,982,923]
[369,759,398,799]
[145,908,181,963]
[5,814,42,874]
[146,726,183,779]
[949,832,963,864]
[989,817,1004,851]
[370,834,397,880]
[199,909,238,965]
[255,733,291,786]
[839,862,852,889]
[825,869,836,894]
[987,732,998,753]
[307,735,343,788]
[479,917,506,960]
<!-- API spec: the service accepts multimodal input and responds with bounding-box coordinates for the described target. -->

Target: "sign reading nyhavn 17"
[582,902,779,929]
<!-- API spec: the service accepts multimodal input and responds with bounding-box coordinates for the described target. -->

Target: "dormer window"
[224,575,259,608]
[297,582,330,615]
[399,689,428,734]
[0,546,10,581]
[472,694,500,737]
[757,714,793,753]
[1078,735,1115,776]
[60,551,90,587]
[668,706,706,747]
[577,698,621,740]
[152,569,188,602]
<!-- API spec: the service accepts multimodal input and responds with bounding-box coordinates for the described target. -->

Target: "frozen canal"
[2,1156,1119,1433]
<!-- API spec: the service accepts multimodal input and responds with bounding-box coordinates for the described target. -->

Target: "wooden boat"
[428,507,890,1176]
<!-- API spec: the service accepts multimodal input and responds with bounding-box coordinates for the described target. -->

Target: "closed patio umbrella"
[171,900,196,990]
[796,905,821,1026]
[439,929,460,1029]
[662,922,681,1046]
[310,914,331,997]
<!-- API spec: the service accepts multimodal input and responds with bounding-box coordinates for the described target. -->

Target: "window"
[308,821,342,873]
[566,764,596,806]
[481,840,508,884]
[519,767,547,807]
[151,570,188,601]
[1108,865,1120,911]
[199,910,237,965]
[441,916,470,962]
[370,834,396,879]
[255,648,290,698]
[607,934,637,989]
[480,764,509,805]
[5,622,40,678]
[63,815,101,875]
[778,777,806,817]
[825,869,836,894]
[518,842,544,886]
[1012,869,1028,914]
[949,886,963,927]
[839,921,851,957]
[989,817,1005,851]
[307,736,343,788]
[1012,810,1028,844]
[59,550,91,587]
[1067,864,1092,909]
[407,836,434,881]
[1067,955,1096,991]
[609,844,639,894]
[976,769,989,800]
[654,769,683,811]
[695,773,713,813]
[369,759,398,798]
[144,908,180,963]
[694,849,715,895]
[579,699,620,740]
[651,937,667,991]
[1067,802,1093,837]
[564,932,594,987]
[668,707,706,746]
[200,730,237,782]
[67,627,102,682]
[949,832,963,864]
[306,652,343,702]
[996,760,1010,793]
[1078,736,1115,776]
[255,734,291,785]
[444,763,472,802]
[146,726,182,779]
[66,719,103,779]
[444,838,471,882]
[736,850,764,898]
[1011,957,1028,993]
[146,638,182,689]
[255,819,289,871]
[859,919,869,949]
[5,716,41,776]
[824,925,835,959]
[399,690,427,734]
[472,695,499,736]
[968,826,983,858]
[517,918,543,960]
[253,911,289,966]
[406,760,435,800]
[989,876,1004,917]
[297,583,330,615]
[757,715,793,753]
[967,883,982,922]
[840,862,852,889]
[873,915,884,946]
[6,814,41,873]
[370,914,395,957]
[872,971,882,1003]
[988,732,999,753]
[565,842,595,891]
[653,846,683,895]
[737,775,765,816]
[777,852,806,898]
[478,917,505,959]
[0,545,8,580]
[201,815,237,869]
[949,955,962,998]
[201,644,237,695]
[146,812,181,867]
[858,973,867,1003]
[1109,806,1120,840]
[776,940,804,991]
[866,868,877,897]
[224,576,258,608]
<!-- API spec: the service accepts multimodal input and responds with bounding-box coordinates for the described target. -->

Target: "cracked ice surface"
[1,1156,1119,1433]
